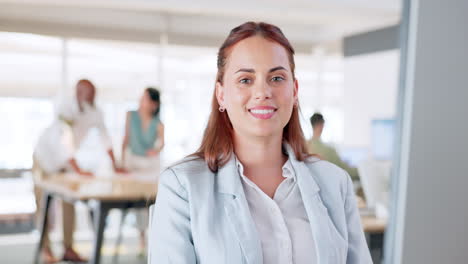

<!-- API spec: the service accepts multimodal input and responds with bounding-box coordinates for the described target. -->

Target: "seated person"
[307,112,359,181]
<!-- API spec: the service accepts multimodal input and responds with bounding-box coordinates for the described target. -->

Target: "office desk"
[362,215,386,233]
[361,214,387,263]
[357,196,387,262]
[33,174,157,264]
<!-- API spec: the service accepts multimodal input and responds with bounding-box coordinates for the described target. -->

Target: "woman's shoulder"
[302,157,351,194]
[154,115,162,123]
[159,156,213,189]
[167,156,209,175]
[126,110,137,119]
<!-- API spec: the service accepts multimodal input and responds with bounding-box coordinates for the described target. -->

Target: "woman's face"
[140,91,158,115]
[76,82,95,106]
[216,36,298,139]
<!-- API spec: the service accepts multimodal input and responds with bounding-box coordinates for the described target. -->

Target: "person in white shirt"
[149,22,371,264]
[33,79,125,263]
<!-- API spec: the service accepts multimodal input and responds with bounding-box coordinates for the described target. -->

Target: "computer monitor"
[371,119,395,161]
[338,147,369,167]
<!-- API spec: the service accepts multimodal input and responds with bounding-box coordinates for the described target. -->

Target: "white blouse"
[34,99,111,173]
[236,158,317,264]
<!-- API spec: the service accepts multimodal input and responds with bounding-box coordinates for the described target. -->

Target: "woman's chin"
[246,126,283,139]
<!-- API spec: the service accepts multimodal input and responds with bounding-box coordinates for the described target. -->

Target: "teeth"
[250,109,274,114]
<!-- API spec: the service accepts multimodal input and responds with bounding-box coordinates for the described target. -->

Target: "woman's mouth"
[248,106,277,119]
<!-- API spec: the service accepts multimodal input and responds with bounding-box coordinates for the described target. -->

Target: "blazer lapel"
[287,144,334,264]
[217,155,263,264]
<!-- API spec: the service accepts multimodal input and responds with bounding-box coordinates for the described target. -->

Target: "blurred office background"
[0,1,400,263]
[5,1,466,264]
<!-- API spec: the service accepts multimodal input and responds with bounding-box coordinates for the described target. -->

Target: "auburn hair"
[192,21,310,172]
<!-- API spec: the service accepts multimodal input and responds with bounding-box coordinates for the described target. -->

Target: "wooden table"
[357,196,387,233]
[362,215,387,233]
[357,196,387,263]
[361,212,387,263]
[33,173,158,264]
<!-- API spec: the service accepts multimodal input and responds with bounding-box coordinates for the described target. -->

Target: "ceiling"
[0,0,401,53]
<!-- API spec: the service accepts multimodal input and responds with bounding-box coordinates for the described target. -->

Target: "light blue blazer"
[149,144,372,264]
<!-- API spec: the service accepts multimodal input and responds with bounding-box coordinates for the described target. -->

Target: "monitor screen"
[371,119,395,160]
[338,147,369,167]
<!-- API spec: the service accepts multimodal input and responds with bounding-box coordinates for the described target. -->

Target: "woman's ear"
[215,82,225,107]
[293,79,299,102]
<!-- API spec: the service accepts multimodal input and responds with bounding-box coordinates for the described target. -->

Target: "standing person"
[122,87,164,173]
[307,112,359,181]
[121,87,164,255]
[149,22,371,263]
[33,79,124,263]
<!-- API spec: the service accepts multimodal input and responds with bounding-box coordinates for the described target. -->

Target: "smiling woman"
[149,22,372,264]
[196,22,307,173]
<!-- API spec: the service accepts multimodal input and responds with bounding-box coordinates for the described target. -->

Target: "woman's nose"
[253,81,272,100]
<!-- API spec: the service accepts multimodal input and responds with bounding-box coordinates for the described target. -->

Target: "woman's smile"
[248,106,278,119]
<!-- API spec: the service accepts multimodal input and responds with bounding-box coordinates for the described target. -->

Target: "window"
[0,32,346,170]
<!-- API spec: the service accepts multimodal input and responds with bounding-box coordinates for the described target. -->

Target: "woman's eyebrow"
[235,68,255,74]
[235,66,286,74]
[269,66,286,72]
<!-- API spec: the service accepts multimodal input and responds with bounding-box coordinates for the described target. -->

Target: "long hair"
[146,87,161,117]
[193,21,310,172]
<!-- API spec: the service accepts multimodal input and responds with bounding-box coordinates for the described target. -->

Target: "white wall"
[343,49,400,147]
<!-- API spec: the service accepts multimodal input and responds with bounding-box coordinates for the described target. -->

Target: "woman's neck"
[233,133,286,172]
[233,132,287,197]
[138,108,153,120]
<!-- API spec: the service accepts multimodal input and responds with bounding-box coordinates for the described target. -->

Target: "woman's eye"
[271,76,285,82]
[239,78,251,84]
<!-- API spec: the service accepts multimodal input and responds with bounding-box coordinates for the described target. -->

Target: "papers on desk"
[78,181,113,196]
[359,207,375,217]
[375,202,389,219]
[59,172,157,199]
[359,202,389,220]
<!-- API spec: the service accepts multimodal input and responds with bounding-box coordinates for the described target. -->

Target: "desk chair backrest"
[358,159,391,209]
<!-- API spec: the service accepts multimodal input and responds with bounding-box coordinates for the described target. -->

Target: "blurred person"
[122,87,164,172]
[121,87,164,255]
[33,79,125,263]
[307,112,359,181]
[150,22,371,263]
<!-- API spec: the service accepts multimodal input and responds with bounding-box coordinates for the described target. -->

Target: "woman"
[122,87,164,254]
[122,87,164,172]
[150,22,371,264]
